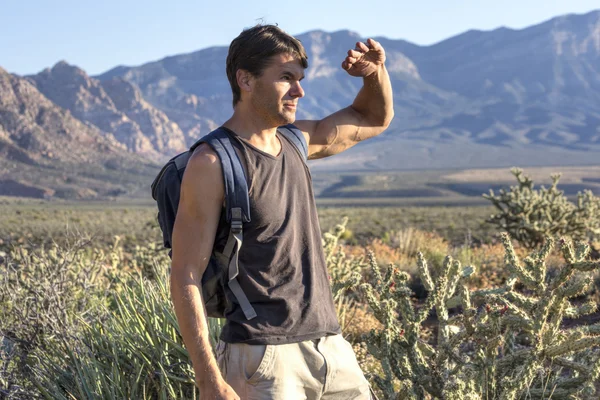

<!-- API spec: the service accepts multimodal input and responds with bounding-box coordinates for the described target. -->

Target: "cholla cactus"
[323,217,364,332]
[483,168,600,248]
[356,234,600,399]
[323,216,363,300]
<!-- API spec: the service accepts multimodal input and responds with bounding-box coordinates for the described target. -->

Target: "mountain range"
[1,9,599,198]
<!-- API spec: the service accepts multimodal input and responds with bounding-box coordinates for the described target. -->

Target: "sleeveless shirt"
[214,127,341,345]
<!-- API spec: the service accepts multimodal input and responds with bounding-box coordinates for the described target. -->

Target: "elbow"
[375,109,394,132]
[363,109,394,132]
[382,109,394,130]
[169,266,181,297]
[170,259,205,290]
[169,265,197,307]
[169,262,188,293]
[375,104,395,129]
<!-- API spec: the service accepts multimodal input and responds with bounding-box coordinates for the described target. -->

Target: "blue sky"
[2,0,598,76]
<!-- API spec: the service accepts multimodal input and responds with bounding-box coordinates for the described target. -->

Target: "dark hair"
[226,24,308,107]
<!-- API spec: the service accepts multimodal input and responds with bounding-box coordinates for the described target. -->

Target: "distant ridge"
[1,9,599,198]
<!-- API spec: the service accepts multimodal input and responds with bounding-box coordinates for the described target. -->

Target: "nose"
[290,81,305,99]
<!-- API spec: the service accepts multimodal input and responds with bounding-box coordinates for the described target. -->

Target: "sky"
[2,0,599,76]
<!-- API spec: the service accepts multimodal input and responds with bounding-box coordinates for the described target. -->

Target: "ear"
[236,69,254,93]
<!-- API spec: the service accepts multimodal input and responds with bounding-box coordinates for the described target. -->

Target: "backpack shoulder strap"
[278,124,308,162]
[191,128,257,320]
[191,128,251,224]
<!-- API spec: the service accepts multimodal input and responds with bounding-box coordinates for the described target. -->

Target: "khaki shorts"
[216,334,375,400]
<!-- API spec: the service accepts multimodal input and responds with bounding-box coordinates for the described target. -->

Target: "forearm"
[170,270,222,387]
[351,65,394,128]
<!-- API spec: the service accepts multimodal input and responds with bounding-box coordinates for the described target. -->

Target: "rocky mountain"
[96,30,466,135]
[28,62,187,160]
[2,10,600,198]
[379,10,600,147]
[309,10,600,171]
[93,10,600,171]
[0,67,158,199]
[101,77,187,154]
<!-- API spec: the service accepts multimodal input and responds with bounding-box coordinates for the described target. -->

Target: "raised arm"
[170,145,240,399]
[295,38,394,160]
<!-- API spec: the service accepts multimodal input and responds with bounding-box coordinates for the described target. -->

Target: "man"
[170,24,393,400]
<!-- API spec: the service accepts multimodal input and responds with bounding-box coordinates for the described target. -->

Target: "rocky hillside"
[95,10,600,171]
[0,67,158,199]
[28,62,187,160]
[1,10,599,198]
[383,10,600,146]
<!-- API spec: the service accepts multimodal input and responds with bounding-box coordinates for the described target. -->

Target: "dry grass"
[443,165,600,183]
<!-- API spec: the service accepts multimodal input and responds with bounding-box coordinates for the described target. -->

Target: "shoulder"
[180,143,224,201]
[285,121,312,145]
[186,143,220,174]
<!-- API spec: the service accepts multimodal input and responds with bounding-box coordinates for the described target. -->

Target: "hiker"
[169,24,393,399]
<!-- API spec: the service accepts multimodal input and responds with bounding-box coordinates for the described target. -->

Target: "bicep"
[171,149,224,280]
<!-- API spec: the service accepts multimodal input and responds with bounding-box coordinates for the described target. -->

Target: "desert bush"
[0,235,121,398]
[3,209,599,400]
[484,168,600,248]
[1,202,499,252]
[31,265,224,400]
[0,232,170,399]
[0,217,355,399]
[387,228,449,259]
[322,217,365,333]
[29,218,370,400]
[353,234,600,399]
[317,206,497,246]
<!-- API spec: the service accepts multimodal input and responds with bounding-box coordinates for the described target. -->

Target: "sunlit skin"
[171,36,393,400]
[223,37,392,159]
[341,39,386,77]
[222,54,306,157]
[250,54,305,127]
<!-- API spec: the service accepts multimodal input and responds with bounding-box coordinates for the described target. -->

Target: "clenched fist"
[341,38,386,77]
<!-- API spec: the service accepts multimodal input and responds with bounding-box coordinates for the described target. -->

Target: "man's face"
[250,53,305,126]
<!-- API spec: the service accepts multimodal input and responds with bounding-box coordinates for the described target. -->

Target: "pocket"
[242,344,275,384]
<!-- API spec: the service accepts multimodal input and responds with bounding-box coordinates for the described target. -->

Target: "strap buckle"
[231,207,243,233]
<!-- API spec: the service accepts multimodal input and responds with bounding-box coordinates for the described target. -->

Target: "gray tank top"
[215,127,341,345]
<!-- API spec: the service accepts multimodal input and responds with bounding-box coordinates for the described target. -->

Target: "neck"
[223,105,281,148]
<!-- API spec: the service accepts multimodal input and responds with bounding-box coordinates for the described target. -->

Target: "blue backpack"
[151,124,308,320]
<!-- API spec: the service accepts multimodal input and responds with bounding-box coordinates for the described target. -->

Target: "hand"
[341,38,386,78]
[199,379,240,400]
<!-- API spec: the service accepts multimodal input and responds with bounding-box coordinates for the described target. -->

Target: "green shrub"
[31,265,224,400]
[0,232,173,399]
[3,210,599,400]
[0,235,118,398]
[322,217,365,333]
[353,234,600,399]
[483,168,600,248]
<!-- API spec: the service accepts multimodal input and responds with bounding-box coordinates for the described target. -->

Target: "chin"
[278,112,296,125]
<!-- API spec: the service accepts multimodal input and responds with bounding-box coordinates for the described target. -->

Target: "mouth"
[283,103,297,110]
